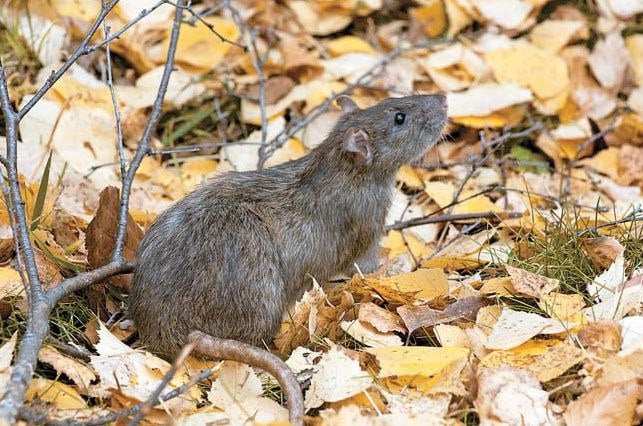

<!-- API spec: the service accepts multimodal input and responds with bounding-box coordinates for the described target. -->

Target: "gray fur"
[129,95,447,358]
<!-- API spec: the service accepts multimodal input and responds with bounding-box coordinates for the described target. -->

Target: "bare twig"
[0,0,185,421]
[386,211,524,231]
[111,0,184,262]
[127,341,196,426]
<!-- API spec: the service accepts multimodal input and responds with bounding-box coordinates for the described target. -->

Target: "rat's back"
[129,171,288,359]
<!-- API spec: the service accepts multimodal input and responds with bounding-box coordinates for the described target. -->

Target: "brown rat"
[129,95,446,415]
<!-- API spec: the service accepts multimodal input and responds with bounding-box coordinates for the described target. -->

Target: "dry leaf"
[375,268,449,301]
[340,320,403,348]
[38,345,96,393]
[471,0,532,29]
[447,83,533,117]
[581,236,625,270]
[25,378,87,410]
[481,339,584,382]
[305,346,373,410]
[485,308,576,350]
[366,346,469,378]
[530,19,586,52]
[538,292,585,322]
[589,31,629,90]
[476,366,556,425]
[504,264,559,298]
[577,320,622,354]
[0,333,17,399]
[358,303,406,334]
[564,379,642,426]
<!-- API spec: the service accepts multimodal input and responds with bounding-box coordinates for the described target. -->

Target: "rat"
[128,94,446,420]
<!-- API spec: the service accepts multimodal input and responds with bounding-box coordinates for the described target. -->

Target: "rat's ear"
[336,95,360,114]
[343,128,372,166]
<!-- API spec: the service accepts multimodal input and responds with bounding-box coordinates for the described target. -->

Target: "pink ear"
[342,128,372,166]
[336,95,360,114]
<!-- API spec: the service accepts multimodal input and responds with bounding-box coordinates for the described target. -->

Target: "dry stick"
[189,330,305,426]
[20,366,220,425]
[16,0,120,120]
[386,211,524,231]
[102,16,127,177]
[111,0,184,262]
[127,341,197,426]
[0,0,184,421]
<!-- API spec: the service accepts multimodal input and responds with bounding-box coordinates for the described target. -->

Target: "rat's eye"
[394,112,406,125]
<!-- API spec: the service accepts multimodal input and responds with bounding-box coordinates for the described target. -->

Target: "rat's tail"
[188,330,304,426]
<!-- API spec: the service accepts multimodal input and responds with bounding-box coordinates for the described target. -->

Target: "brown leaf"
[358,303,406,334]
[397,305,459,335]
[85,186,143,292]
[581,237,625,270]
[476,366,555,425]
[241,75,296,105]
[505,264,559,298]
[564,379,643,426]
[443,296,489,321]
[578,320,622,356]
[0,239,13,263]
[618,144,643,187]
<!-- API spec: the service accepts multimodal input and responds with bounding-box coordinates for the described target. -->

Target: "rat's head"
[332,94,447,173]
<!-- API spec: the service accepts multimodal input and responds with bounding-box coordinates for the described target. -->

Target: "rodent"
[129,94,447,358]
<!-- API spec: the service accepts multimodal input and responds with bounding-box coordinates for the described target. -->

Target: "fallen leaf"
[505,264,559,298]
[358,303,406,334]
[485,308,577,350]
[476,366,556,425]
[366,346,469,379]
[485,43,569,110]
[538,292,585,322]
[90,322,199,409]
[447,82,533,117]
[587,253,626,301]
[577,320,622,355]
[480,339,584,382]
[0,333,17,398]
[326,36,376,57]
[471,0,532,29]
[589,31,629,90]
[163,17,240,72]
[596,349,643,386]
[397,305,459,335]
[435,324,471,348]
[530,19,586,52]
[340,320,403,348]
[38,345,96,393]
[564,379,642,426]
[85,187,143,292]
[305,346,373,410]
[581,236,625,270]
[375,268,449,302]
[409,1,447,38]
[25,378,87,410]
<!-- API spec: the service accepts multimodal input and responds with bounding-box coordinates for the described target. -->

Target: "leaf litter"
[0,0,642,424]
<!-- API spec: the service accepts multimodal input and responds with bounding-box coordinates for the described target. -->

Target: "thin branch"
[111,0,184,262]
[102,19,127,178]
[127,341,196,426]
[386,211,524,231]
[17,0,120,120]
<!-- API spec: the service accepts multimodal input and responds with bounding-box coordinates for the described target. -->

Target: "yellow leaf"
[26,378,88,410]
[0,267,24,299]
[529,20,585,52]
[326,36,376,57]
[410,1,447,38]
[485,44,569,101]
[366,346,469,378]
[180,158,218,190]
[444,0,473,37]
[480,339,584,382]
[424,181,501,216]
[166,17,240,72]
[479,276,515,296]
[580,147,621,180]
[383,230,430,260]
[504,264,559,298]
[452,105,526,128]
[50,0,100,23]
[376,268,449,300]
[396,166,425,190]
[625,34,643,86]
[538,292,585,323]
